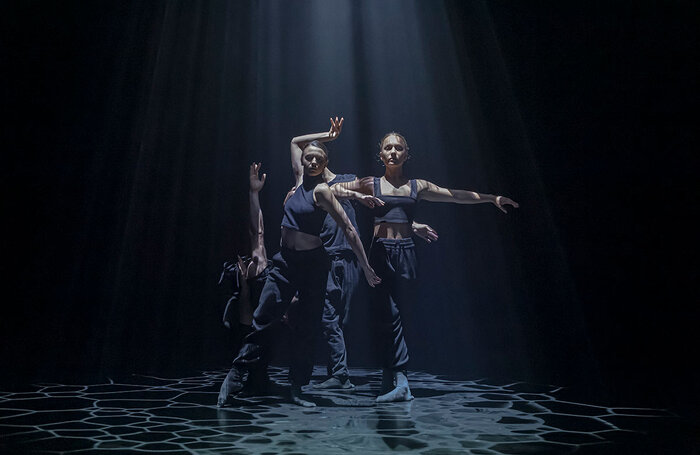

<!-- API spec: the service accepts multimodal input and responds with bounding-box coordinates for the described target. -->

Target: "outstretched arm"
[290,117,344,187]
[331,176,374,195]
[416,179,519,213]
[249,163,267,274]
[330,179,384,209]
[314,185,381,287]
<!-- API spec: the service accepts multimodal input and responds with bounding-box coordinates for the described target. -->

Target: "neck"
[323,168,336,182]
[383,166,405,184]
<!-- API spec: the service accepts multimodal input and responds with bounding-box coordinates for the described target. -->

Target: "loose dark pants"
[368,238,417,371]
[322,251,360,381]
[233,246,330,386]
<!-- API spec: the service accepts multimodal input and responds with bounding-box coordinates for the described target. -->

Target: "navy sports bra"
[281,175,327,236]
[373,177,418,224]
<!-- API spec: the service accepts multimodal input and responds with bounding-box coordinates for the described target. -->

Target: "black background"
[1,0,697,414]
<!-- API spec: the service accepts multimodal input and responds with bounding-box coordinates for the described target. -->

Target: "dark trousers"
[322,252,360,381]
[233,246,330,386]
[369,237,417,371]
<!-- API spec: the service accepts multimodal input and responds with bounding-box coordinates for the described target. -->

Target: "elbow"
[344,225,358,242]
[455,191,479,204]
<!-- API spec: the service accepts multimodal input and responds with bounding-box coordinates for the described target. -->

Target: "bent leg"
[218,254,295,406]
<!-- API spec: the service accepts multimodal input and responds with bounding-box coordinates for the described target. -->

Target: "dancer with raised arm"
[364,132,519,403]
[217,128,380,408]
[289,118,440,390]
[217,163,277,384]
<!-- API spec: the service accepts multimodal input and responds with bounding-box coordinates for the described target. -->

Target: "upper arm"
[315,186,353,229]
[417,179,455,202]
[331,177,374,195]
[290,141,304,185]
[329,178,362,199]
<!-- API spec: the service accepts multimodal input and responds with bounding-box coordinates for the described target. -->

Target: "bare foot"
[376,385,414,403]
[314,377,355,390]
[290,385,316,407]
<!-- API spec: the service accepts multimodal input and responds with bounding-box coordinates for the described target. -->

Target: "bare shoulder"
[415,179,432,192]
[313,182,333,201]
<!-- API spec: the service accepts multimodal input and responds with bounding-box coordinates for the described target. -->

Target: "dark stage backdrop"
[2,1,697,411]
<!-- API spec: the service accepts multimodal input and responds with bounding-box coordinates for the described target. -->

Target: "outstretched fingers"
[359,195,384,208]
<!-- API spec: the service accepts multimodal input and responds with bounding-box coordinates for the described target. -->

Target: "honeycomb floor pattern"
[0,367,684,454]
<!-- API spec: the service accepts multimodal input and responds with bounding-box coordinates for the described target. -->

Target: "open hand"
[357,194,385,209]
[413,222,438,243]
[363,266,381,287]
[328,116,344,140]
[495,196,519,214]
[249,162,266,192]
[236,255,249,281]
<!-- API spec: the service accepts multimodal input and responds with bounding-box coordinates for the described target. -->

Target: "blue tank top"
[321,174,358,254]
[281,175,327,236]
[373,177,418,224]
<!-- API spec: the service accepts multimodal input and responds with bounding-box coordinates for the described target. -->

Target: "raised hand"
[328,116,344,140]
[356,194,385,209]
[236,255,249,281]
[413,222,439,243]
[249,162,266,192]
[495,196,519,214]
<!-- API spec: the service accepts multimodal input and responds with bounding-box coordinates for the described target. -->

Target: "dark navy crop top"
[281,175,327,236]
[373,177,418,224]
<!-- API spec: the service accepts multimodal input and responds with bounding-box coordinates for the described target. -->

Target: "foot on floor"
[314,376,355,390]
[217,367,245,407]
[376,370,414,403]
[290,385,316,407]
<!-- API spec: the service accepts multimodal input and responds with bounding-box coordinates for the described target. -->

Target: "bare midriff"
[280,226,323,250]
[374,222,412,239]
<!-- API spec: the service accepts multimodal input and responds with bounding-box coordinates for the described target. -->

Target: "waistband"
[373,237,415,247]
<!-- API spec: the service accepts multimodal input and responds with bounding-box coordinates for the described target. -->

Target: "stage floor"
[0,367,693,454]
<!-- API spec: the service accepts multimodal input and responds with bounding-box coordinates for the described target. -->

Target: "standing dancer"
[288,117,364,390]
[217,130,380,408]
[290,118,440,390]
[366,132,519,403]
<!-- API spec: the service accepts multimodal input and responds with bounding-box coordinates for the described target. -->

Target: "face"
[379,134,408,167]
[301,145,328,176]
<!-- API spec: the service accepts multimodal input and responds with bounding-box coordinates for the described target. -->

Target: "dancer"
[218,131,380,408]
[219,163,271,336]
[289,118,440,390]
[364,132,519,403]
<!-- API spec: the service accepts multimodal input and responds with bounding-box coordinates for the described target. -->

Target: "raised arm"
[290,117,344,187]
[314,185,381,287]
[416,179,519,213]
[248,163,268,275]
